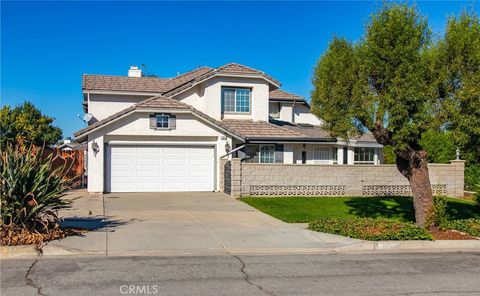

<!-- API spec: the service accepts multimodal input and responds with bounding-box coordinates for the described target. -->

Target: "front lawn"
[239,196,479,223]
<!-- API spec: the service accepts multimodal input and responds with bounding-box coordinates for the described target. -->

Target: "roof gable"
[83,63,280,95]
[269,89,305,102]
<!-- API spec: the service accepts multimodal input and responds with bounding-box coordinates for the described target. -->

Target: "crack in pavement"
[232,255,277,296]
[25,248,46,296]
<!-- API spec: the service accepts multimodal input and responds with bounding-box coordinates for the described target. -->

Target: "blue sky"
[1,1,476,138]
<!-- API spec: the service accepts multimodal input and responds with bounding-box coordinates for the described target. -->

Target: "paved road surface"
[2,252,480,296]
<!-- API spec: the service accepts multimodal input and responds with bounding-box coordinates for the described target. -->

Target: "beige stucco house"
[75,63,382,193]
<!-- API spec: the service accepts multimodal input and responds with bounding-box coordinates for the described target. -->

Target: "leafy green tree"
[0,101,62,149]
[312,3,440,228]
[437,9,480,193]
[384,130,456,164]
[420,130,456,163]
[438,10,480,165]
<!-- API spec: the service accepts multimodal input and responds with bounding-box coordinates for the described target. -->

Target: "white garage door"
[106,145,215,192]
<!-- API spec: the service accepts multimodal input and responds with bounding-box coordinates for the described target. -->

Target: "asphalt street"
[1,252,480,296]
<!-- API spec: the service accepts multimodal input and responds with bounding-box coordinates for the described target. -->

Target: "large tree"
[439,10,480,164]
[311,3,441,228]
[0,101,62,149]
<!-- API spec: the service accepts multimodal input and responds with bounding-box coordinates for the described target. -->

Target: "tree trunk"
[395,149,434,229]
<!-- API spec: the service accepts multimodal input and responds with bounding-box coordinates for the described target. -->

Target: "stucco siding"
[177,76,270,121]
[294,104,322,125]
[88,94,151,122]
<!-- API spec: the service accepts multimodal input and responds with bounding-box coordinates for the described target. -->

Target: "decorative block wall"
[223,159,464,198]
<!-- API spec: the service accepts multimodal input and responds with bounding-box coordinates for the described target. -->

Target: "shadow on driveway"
[60,217,127,231]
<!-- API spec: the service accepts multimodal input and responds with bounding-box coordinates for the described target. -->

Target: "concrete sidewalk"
[1,191,479,258]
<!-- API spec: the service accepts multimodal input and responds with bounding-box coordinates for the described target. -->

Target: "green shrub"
[1,145,71,231]
[442,219,480,237]
[465,164,480,192]
[308,217,433,240]
[432,196,449,227]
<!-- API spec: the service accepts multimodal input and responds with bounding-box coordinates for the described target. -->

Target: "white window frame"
[269,102,280,118]
[155,114,170,129]
[222,87,251,114]
[259,144,275,164]
[354,147,376,164]
[313,147,331,164]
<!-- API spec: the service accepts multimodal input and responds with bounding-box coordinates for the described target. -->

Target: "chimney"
[128,66,142,77]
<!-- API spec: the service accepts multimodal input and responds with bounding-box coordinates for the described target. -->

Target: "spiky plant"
[0,144,71,232]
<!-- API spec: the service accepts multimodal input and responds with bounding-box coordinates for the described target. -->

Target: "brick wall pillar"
[231,158,242,197]
[450,160,465,198]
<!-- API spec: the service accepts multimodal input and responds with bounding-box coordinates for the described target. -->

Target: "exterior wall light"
[92,141,100,155]
[225,142,231,153]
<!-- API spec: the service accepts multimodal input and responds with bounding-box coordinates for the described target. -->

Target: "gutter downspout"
[292,99,296,123]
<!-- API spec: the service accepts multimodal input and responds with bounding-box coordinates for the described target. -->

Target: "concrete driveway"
[52,191,356,256]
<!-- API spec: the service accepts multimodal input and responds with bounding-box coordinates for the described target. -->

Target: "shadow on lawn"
[345,196,415,221]
[345,196,479,222]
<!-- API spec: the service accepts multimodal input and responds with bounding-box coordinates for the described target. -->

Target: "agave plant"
[0,144,71,232]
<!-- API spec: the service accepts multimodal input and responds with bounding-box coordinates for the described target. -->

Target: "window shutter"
[274,144,284,163]
[170,114,176,129]
[149,114,157,129]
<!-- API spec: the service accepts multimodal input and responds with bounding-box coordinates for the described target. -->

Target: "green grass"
[239,196,480,223]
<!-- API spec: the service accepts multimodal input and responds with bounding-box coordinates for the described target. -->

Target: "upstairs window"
[222,87,251,113]
[156,114,170,129]
[269,102,280,118]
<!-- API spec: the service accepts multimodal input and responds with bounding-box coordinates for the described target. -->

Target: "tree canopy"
[311,3,480,227]
[438,10,480,164]
[0,101,63,149]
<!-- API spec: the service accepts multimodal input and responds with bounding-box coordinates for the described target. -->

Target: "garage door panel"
[163,147,187,155]
[111,170,134,178]
[136,159,162,167]
[136,170,162,177]
[107,145,214,192]
[111,158,134,165]
[163,182,187,191]
[113,147,135,154]
[188,148,213,157]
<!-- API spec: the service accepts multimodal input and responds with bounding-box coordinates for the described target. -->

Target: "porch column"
[337,146,344,165]
[283,144,294,164]
[347,146,355,165]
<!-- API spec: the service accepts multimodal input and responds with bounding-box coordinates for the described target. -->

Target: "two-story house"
[75,63,382,193]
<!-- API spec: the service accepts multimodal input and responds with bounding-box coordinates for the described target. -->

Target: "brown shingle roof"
[83,75,172,93]
[136,96,192,110]
[269,89,305,102]
[83,67,212,93]
[83,63,280,96]
[270,120,332,140]
[215,63,280,86]
[220,119,304,139]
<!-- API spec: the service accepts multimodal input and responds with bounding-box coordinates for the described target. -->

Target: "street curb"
[0,244,105,259]
[2,239,479,259]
